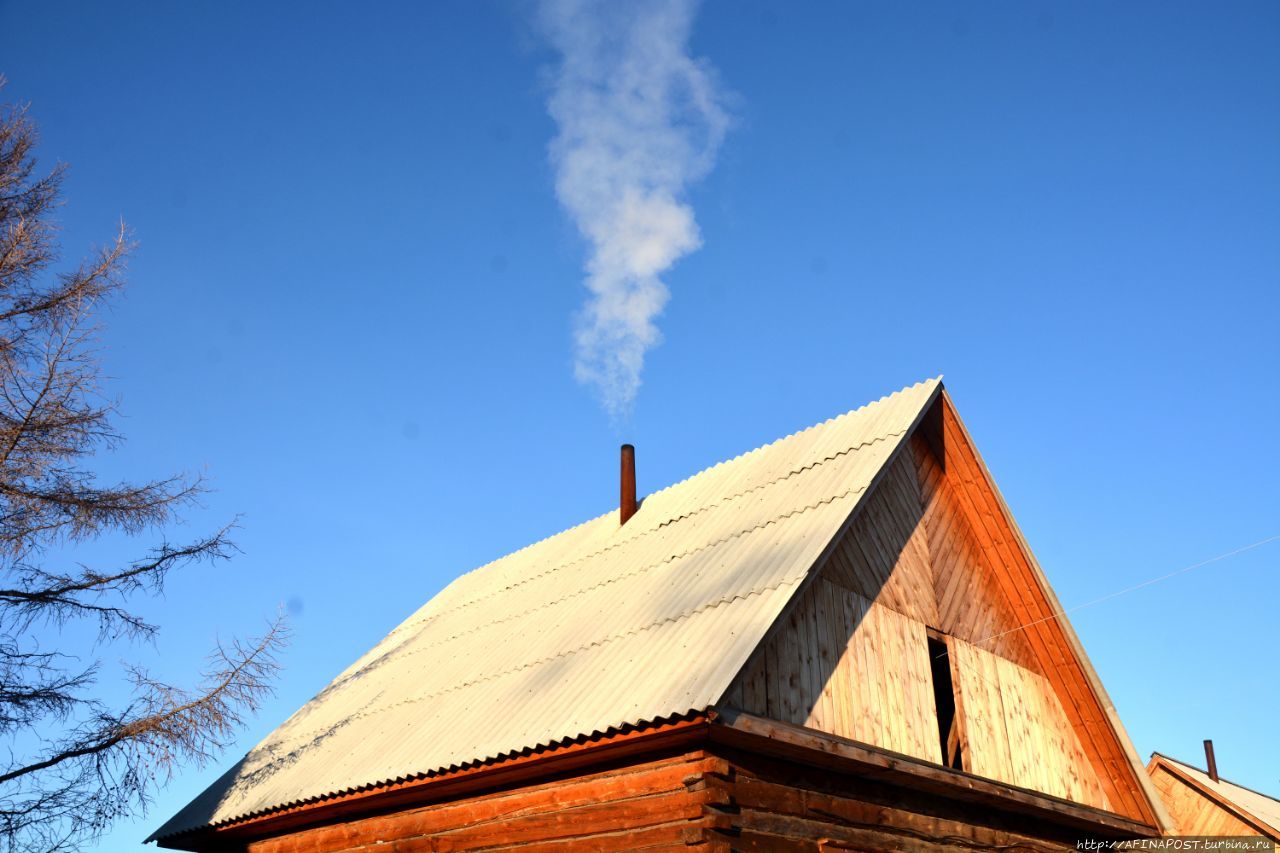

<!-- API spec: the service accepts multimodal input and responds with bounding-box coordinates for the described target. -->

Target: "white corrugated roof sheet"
[153,378,941,840]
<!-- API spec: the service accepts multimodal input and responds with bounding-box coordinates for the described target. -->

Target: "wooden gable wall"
[722,573,942,764]
[723,394,1157,824]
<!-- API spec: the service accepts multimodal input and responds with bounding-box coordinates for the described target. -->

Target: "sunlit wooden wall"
[723,398,1151,818]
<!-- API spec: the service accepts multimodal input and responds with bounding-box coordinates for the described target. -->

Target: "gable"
[721,391,1168,827]
[152,379,943,842]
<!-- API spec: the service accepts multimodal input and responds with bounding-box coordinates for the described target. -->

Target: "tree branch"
[0,617,285,786]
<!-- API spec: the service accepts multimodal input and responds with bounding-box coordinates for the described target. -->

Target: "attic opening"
[927,632,965,771]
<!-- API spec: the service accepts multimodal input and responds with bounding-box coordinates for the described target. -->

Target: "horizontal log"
[741,809,1065,853]
[250,754,717,852]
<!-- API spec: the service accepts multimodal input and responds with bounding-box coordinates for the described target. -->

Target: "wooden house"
[1148,747,1279,845]
[150,378,1173,851]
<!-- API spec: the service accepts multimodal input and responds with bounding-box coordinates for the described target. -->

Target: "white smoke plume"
[539,0,729,417]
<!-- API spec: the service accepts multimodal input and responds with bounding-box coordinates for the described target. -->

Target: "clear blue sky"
[1,1,1277,847]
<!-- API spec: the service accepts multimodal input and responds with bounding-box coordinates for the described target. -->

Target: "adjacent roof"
[152,378,943,841]
[1152,753,1280,837]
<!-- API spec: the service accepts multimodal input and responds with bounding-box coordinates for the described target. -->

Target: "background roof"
[1154,753,1280,836]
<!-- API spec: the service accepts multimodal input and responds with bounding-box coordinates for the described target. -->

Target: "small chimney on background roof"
[620,444,637,526]
[1204,739,1219,782]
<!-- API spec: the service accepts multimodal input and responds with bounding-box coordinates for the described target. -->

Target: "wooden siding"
[723,394,1153,821]
[950,636,1109,809]
[822,451,939,626]
[1148,761,1276,841]
[723,577,941,764]
[818,438,1036,668]
[910,434,1038,669]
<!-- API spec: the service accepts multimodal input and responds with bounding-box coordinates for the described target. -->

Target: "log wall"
[242,751,722,853]
[216,744,1139,853]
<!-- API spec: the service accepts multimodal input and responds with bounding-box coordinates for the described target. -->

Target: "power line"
[972,533,1280,650]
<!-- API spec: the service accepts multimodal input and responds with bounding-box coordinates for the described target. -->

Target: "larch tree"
[0,85,285,851]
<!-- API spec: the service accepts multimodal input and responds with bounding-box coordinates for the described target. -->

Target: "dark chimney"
[620,444,637,526]
[1204,739,1219,782]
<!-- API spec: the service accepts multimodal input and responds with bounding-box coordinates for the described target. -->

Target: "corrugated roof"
[152,377,942,841]
[1155,753,1280,836]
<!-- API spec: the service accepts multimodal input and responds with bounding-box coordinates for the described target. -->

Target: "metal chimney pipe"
[1204,739,1219,782]
[620,444,637,526]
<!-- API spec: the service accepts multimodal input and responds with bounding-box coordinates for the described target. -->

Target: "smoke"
[539,0,729,417]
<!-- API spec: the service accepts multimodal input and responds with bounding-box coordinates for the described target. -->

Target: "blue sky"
[0,1,1276,847]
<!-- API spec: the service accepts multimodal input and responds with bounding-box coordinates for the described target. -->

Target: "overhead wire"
[970,533,1280,650]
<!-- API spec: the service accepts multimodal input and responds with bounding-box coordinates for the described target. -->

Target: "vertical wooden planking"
[951,637,1014,785]
[745,650,769,718]
[1024,666,1063,799]
[814,580,843,737]
[949,636,1112,810]
[778,605,804,725]
[830,581,858,741]
[869,603,894,752]
[721,676,743,711]
[803,584,829,730]
[732,648,768,718]
[793,586,818,728]
[848,588,874,746]
[880,455,940,626]
[945,636,973,770]
[764,623,782,721]
[910,436,1039,672]
[862,597,890,749]
[902,616,942,762]
[884,604,909,754]
[996,655,1034,790]
[1045,679,1110,810]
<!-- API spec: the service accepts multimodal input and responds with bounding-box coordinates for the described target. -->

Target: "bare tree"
[0,84,285,851]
